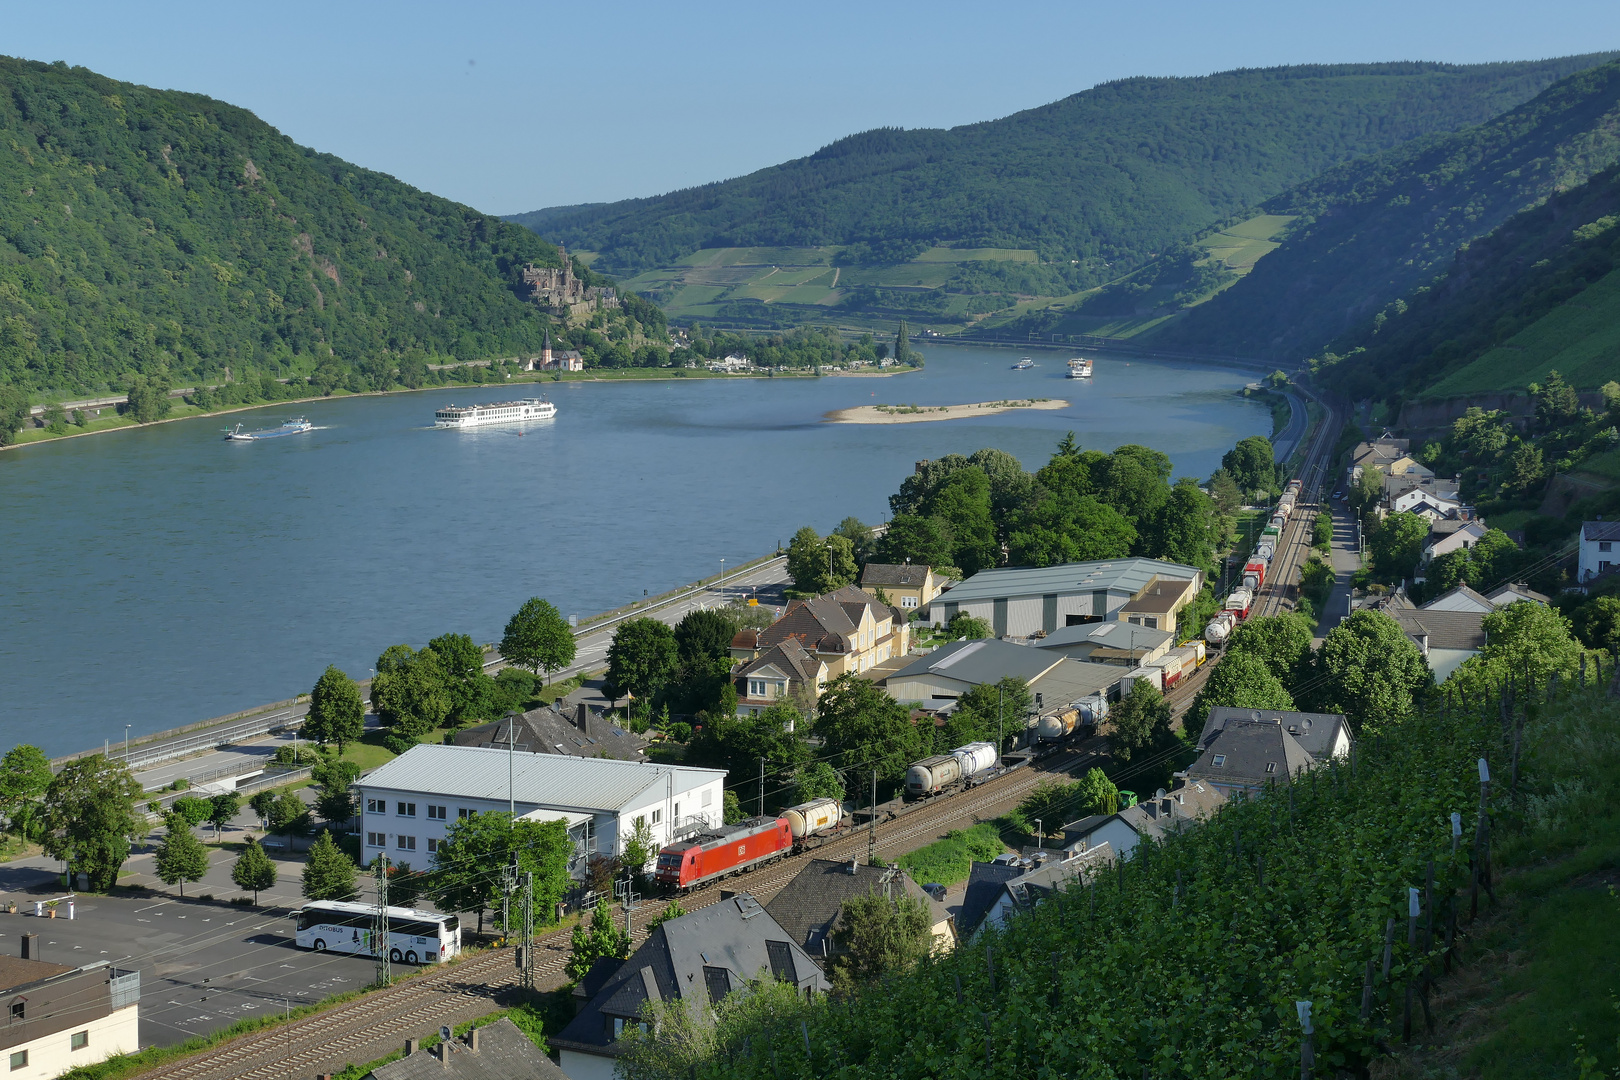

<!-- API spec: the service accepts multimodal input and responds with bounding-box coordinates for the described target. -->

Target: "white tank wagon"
[1256,541,1275,563]
[905,754,964,799]
[781,797,842,839]
[950,742,998,779]
[1035,709,1078,743]
[1205,611,1236,645]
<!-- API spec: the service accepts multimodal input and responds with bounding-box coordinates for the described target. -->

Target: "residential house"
[957,845,1115,938]
[367,1019,567,1080]
[355,745,726,878]
[764,858,955,960]
[935,558,1203,638]
[1061,780,1227,862]
[452,704,649,762]
[730,584,907,679]
[1422,520,1489,567]
[1184,709,1353,798]
[860,562,943,615]
[734,638,827,718]
[1387,477,1462,517]
[0,939,139,1080]
[1347,437,1410,487]
[1483,582,1549,607]
[707,352,751,373]
[552,894,828,1080]
[1421,582,1547,614]
[1369,594,1487,681]
[1031,620,1173,667]
[1579,520,1620,583]
[882,639,1122,736]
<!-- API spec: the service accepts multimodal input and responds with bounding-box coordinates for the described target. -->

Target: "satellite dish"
[1155,788,1167,799]
[440,1026,453,1044]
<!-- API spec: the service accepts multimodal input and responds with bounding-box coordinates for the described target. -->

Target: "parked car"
[1332,490,1345,501]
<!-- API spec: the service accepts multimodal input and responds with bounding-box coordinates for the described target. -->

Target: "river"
[0,344,1270,755]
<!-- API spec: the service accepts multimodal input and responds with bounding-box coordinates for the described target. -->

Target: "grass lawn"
[913,246,1037,263]
[895,822,1009,886]
[0,837,41,864]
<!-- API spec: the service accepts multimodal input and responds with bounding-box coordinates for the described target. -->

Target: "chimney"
[720,890,737,901]
[440,1043,450,1068]
[405,1039,418,1056]
[849,857,859,874]
[576,702,592,737]
[20,934,37,961]
[467,1028,480,1054]
[1160,798,1173,818]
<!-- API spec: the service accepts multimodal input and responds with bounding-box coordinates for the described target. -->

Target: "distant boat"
[1012,356,1035,369]
[1067,357,1093,379]
[434,397,557,429]
[224,418,313,441]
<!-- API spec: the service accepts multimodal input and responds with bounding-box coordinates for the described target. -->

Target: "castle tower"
[542,330,553,370]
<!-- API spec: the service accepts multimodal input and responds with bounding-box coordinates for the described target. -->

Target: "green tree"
[616,977,808,1080]
[430,811,573,935]
[1226,613,1317,689]
[687,705,810,814]
[1007,493,1136,568]
[875,514,956,572]
[722,789,745,825]
[301,831,358,901]
[171,795,213,827]
[154,814,210,896]
[1368,511,1429,583]
[834,517,878,566]
[305,665,365,753]
[500,597,577,683]
[428,632,489,723]
[646,898,686,933]
[793,762,845,803]
[1573,596,1620,654]
[1532,368,1581,431]
[1072,767,1121,817]
[125,373,173,423]
[813,674,923,784]
[1313,610,1432,731]
[606,618,681,708]
[207,792,242,839]
[370,644,452,737]
[827,891,932,992]
[0,385,29,448]
[672,608,737,715]
[1186,652,1295,731]
[312,758,362,826]
[1109,680,1173,764]
[786,527,858,594]
[231,837,278,904]
[0,745,53,836]
[1147,478,1216,568]
[1349,466,1384,520]
[1479,600,1583,689]
[248,789,277,825]
[621,816,658,878]
[924,468,998,575]
[944,611,992,640]
[41,756,144,890]
[943,676,1033,754]
[1221,436,1277,495]
[566,898,631,984]
[268,789,313,836]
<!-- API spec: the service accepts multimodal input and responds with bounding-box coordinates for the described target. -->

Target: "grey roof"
[1027,659,1129,707]
[887,638,1062,687]
[369,1019,567,1080]
[1485,582,1549,605]
[1200,708,1350,762]
[1584,521,1620,542]
[1186,718,1317,789]
[738,637,822,685]
[1036,620,1173,653]
[552,894,827,1058]
[1419,584,1493,613]
[764,859,949,958]
[452,706,649,762]
[999,846,1114,910]
[758,584,891,655]
[940,558,1201,605]
[358,744,723,813]
[1063,781,1226,849]
[861,563,934,588]
[1377,595,1487,652]
[957,862,1025,937]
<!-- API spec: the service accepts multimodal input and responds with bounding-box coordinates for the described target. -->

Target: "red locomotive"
[654,816,793,892]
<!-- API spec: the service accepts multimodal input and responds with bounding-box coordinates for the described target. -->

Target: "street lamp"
[1035,818,1043,850]
[123,724,131,763]
[719,558,727,601]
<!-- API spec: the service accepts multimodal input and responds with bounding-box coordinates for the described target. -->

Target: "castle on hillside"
[520,245,619,318]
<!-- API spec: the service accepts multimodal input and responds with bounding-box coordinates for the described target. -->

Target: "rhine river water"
[1,344,1270,756]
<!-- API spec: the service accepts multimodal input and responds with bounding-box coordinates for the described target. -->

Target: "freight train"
[904,741,998,799]
[654,816,795,892]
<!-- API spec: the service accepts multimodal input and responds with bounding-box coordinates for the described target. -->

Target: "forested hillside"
[0,56,566,397]
[513,58,1615,279]
[1161,59,1620,363]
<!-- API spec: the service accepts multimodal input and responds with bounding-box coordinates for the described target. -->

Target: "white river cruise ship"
[433,397,557,429]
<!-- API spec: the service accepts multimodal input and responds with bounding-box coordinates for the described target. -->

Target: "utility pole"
[868,770,877,866]
[373,854,390,987]
[997,687,1004,768]
[519,871,535,990]
[758,757,767,819]
[507,711,516,823]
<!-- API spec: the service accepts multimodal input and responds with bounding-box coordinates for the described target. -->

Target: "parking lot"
[0,890,379,1047]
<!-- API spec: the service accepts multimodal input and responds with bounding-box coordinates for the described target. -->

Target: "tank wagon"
[781,797,842,849]
[1242,559,1268,591]
[1205,610,1236,645]
[654,816,792,892]
[904,741,997,799]
[1224,587,1254,620]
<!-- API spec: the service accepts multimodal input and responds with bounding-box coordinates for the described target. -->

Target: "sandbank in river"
[825,398,1068,424]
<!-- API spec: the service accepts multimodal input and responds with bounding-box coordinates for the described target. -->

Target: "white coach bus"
[293,900,460,964]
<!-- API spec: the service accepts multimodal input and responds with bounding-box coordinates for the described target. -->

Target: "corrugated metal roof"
[1037,620,1172,651]
[889,638,1061,686]
[358,744,723,813]
[940,558,1200,605]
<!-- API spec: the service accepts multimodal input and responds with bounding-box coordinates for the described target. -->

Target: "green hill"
[1311,160,1620,399]
[512,57,1616,295]
[1158,59,1620,364]
[0,56,570,398]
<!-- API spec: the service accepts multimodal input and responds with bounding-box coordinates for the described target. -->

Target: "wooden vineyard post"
[1360,958,1376,1021]
[1472,757,1494,918]
[1297,1001,1315,1080]
[1403,887,1419,1041]
[955,973,963,1005]
[1381,917,1395,982]
[986,945,995,995]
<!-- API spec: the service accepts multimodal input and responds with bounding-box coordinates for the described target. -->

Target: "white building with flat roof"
[355,745,726,876]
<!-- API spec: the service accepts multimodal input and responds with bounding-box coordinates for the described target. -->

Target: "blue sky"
[6,0,1620,215]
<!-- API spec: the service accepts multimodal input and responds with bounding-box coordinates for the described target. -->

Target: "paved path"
[1313,500,1362,643]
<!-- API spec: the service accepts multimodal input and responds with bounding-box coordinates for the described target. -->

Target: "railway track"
[134,748,1080,1080]
[1254,384,1341,620]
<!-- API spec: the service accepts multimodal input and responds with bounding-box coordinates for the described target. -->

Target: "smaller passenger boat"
[1067,357,1093,379]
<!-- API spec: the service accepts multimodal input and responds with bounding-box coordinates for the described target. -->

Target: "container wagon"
[1286,478,1303,495]
[904,754,962,799]
[1205,610,1236,645]
[1119,666,1164,694]
[781,798,842,848]
[1147,651,1187,689]
[1242,559,1268,591]
[654,817,793,892]
[1270,513,1287,532]
[1256,540,1275,563]
[1179,639,1207,665]
[1035,709,1078,743]
[1224,587,1254,619]
[950,742,998,782]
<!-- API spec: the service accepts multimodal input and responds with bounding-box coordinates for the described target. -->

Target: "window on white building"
[1603,541,1613,552]
[398,835,416,851]
[458,808,474,819]
[10,1051,25,1071]
[427,805,446,820]
[397,802,416,817]
[426,838,439,854]
[748,679,766,697]
[651,809,662,824]
[901,595,918,609]
[71,1031,88,1051]
[702,790,713,806]
[366,832,386,847]
[366,798,385,814]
